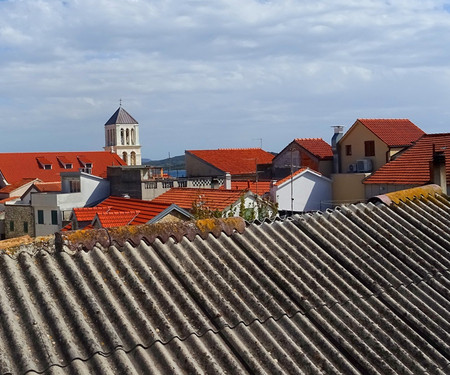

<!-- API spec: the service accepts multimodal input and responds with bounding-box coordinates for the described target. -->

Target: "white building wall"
[32,173,110,236]
[274,171,332,212]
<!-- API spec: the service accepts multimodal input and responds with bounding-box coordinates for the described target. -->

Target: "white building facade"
[271,168,332,213]
[31,172,110,236]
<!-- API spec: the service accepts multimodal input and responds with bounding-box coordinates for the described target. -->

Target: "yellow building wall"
[339,121,389,173]
[332,173,370,204]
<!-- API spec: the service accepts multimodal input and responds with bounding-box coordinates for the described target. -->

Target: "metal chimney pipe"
[331,126,344,174]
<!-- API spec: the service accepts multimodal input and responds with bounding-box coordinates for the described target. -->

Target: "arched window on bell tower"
[131,152,136,165]
[121,129,124,145]
[122,151,128,164]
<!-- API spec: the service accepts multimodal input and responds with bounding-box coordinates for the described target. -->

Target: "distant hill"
[143,155,185,170]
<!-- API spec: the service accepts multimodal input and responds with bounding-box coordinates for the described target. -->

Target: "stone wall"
[5,205,35,239]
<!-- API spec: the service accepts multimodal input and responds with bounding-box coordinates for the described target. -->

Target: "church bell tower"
[104,106,142,166]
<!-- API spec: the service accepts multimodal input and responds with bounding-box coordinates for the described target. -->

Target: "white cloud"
[1,0,450,157]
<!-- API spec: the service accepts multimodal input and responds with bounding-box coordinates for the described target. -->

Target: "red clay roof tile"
[187,148,274,175]
[364,133,450,185]
[151,188,245,211]
[0,151,126,185]
[0,178,39,194]
[219,180,272,195]
[294,139,333,160]
[274,168,309,186]
[357,119,425,147]
[34,182,62,192]
[94,210,140,228]
[74,206,112,222]
[96,196,171,225]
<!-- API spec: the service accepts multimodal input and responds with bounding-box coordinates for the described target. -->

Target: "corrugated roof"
[104,107,138,125]
[187,148,274,175]
[364,133,450,185]
[357,118,425,147]
[294,138,333,159]
[0,188,449,373]
[151,187,245,211]
[0,151,126,185]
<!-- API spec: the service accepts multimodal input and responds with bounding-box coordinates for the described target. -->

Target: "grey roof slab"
[0,187,449,374]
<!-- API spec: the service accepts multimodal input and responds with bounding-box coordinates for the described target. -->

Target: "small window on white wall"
[69,179,80,192]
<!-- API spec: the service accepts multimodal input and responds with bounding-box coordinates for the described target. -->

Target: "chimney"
[331,126,344,174]
[224,172,232,190]
[431,146,447,194]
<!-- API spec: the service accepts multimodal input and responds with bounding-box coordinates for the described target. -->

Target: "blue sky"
[1,0,450,159]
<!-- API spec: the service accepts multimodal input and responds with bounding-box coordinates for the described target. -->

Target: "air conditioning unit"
[356,158,373,173]
[348,163,357,173]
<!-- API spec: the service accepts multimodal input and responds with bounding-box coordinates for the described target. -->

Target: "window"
[365,141,375,157]
[9,221,14,231]
[69,179,81,192]
[345,145,352,156]
[43,164,52,170]
[37,210,44,224]
[23,222,28,233]
[51,210,58,225]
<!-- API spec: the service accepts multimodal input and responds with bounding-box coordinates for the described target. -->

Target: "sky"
[1,0,450,160]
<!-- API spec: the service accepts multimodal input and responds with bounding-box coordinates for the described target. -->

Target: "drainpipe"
[331,126,344,174]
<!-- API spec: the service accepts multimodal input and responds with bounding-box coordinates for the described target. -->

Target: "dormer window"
[36,156,52,170]
[77,156,93,174]
[57,156,73,169]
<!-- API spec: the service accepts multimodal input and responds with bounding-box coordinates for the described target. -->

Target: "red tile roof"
[94,210,140,228]
[96,196,171,225]
[274,168,309,186]
[0,196,20,204]
[0,178,38,194]
[73,206,112,222]
[0,151,126,185]
[187,148,274,175]
[364,133,450,185]
[151,188,245,211]
[294,139,333,160]
[34,182,62,192]
[357,119,425,147]
[219,180,272,195]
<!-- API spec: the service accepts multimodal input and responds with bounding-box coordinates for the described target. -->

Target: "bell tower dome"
[104,106,142,166]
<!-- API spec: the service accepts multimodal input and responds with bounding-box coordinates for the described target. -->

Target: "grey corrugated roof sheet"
[104,107,138,126]
[0,186,450,374]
